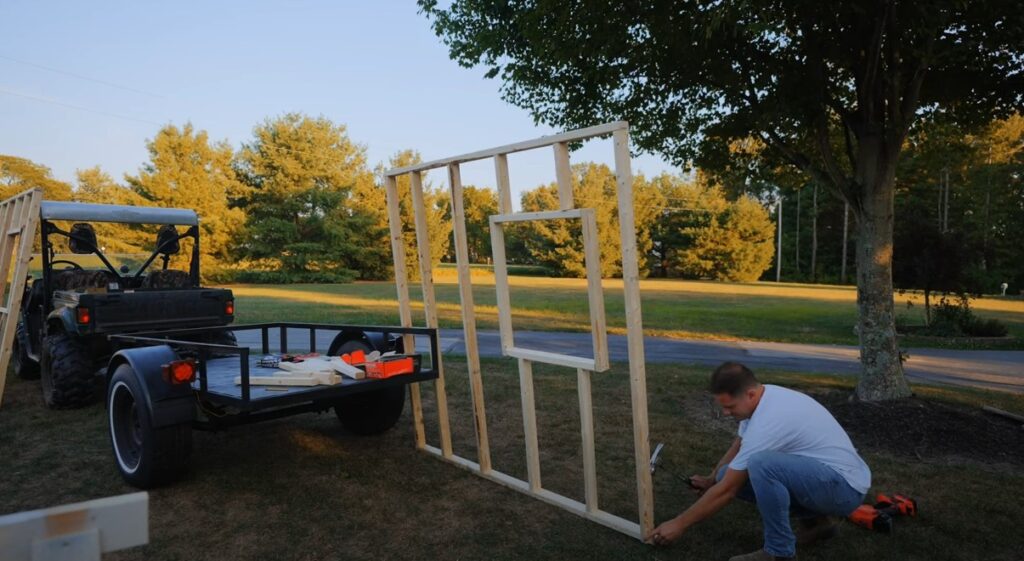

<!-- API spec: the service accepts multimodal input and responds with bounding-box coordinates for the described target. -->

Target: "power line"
[0,87,162,126]
[0,53,165,98]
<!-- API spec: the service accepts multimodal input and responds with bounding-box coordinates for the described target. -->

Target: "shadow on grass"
[1,359,1022,560]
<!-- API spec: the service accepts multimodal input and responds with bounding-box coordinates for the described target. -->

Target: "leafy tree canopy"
[126,123,248,267]
[420,0,1024,400]
[236,114,379,281]
[0,154,72,201]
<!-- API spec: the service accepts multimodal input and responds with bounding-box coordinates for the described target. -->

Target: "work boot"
[727,550,795,561]
[796,515,839,546]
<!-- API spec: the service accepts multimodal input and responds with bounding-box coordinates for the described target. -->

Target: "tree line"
[2,112,1019,295]
[0,113,777,283]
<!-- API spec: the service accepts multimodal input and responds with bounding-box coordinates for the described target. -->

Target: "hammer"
[649,442,698,489]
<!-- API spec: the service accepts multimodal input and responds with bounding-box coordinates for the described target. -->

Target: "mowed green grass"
[228,274,1024,348]
[1,360,1022,561]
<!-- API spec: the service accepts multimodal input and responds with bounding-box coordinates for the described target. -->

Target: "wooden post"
[553,142,574,210]
[518,358,542,492]
[448,163,492,472]
[410,170,453,458]
[384,175,425,449]
[489,217,515,352]
[580,208,609,372]
[613,129,654,536]
[577,368,598,512]
[494,153,513,214]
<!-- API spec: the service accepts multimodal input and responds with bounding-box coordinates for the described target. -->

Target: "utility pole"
[795,187,801,276]
[943,168,951,232]
[841,201,849,284]
[810,183,818,282]
[775,195,783,282]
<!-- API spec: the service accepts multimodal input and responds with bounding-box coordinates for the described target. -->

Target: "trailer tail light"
[161,359,197,385]
[76,306,91,324]
[225,300,234,315]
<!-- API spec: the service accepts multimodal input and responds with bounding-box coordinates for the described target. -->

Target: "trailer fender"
[106,345,195,428]
[46,307,80,336]
[327,329,398,356]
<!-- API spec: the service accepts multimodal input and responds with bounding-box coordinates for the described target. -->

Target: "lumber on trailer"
[235,371,342,386]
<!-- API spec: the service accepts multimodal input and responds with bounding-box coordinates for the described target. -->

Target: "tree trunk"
[841,201,849,284]
[853,163,912,401]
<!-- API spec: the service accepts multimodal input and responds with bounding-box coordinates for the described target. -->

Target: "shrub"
[210,269,355,284]
[923,295,1008,338]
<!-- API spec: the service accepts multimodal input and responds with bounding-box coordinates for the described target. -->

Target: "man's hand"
[689,475,715,495]
[645,516,686,546]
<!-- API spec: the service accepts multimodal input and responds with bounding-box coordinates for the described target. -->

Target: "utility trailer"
[103,322,439,488]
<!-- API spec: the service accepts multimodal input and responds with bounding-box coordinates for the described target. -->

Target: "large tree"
[235,114,381,281]
[74,167,149,254]
[420,0,1024,400]
[1,155,72,201]
[126,124,248,269]
[378,150,452,280]
[520,162,663,277]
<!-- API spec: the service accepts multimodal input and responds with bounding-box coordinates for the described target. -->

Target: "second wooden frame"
[489,208,610,372]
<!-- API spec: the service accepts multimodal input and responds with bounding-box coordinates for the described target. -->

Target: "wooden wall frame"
[385,122,652,540]
[0,189,44,409]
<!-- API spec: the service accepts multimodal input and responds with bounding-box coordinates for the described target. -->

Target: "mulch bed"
[680,388,1024,467]
[813,390,1024,467]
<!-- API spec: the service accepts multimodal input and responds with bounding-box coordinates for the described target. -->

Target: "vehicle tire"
[207,330,238,358]
[330,338,406,435]
[40,331,97,408]
[108,363,192,489]
[12,322,39,379]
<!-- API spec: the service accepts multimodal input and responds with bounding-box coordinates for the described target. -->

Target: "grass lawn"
[228,274,1024,349]
[2,357,1022,561]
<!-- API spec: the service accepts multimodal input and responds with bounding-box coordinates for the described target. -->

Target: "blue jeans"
[716,451,865,558]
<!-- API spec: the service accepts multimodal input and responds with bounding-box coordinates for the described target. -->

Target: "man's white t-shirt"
[728,384,871,494]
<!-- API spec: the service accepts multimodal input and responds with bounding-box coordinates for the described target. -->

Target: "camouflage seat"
[141,269,192,289]
[52,270,112,291]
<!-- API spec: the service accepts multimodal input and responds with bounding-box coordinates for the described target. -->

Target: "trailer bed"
[199,354,437,406]
[111,322,440,413]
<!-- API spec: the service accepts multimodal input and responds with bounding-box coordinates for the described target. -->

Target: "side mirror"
[156,225,180,255]
[69,223,98,255]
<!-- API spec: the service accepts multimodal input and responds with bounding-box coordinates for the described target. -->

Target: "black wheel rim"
[110,382,143,472]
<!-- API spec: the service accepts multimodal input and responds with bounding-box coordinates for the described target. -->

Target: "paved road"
[235,328,1024,394]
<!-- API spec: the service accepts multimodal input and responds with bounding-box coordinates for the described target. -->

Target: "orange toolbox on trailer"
[364,355,418,379]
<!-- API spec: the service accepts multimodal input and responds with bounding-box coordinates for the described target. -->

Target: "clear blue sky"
[0,1,677,206]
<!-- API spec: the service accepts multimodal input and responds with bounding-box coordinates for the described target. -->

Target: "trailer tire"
[13,322,39,379]
[108,364,192,489]
[331,339,406,435]
[40,331,97,408]
[207,330,238,358]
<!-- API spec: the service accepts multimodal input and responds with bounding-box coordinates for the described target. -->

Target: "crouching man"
[646,362,870,560]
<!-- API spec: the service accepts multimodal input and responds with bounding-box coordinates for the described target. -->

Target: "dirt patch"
[811,390,1024,467]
